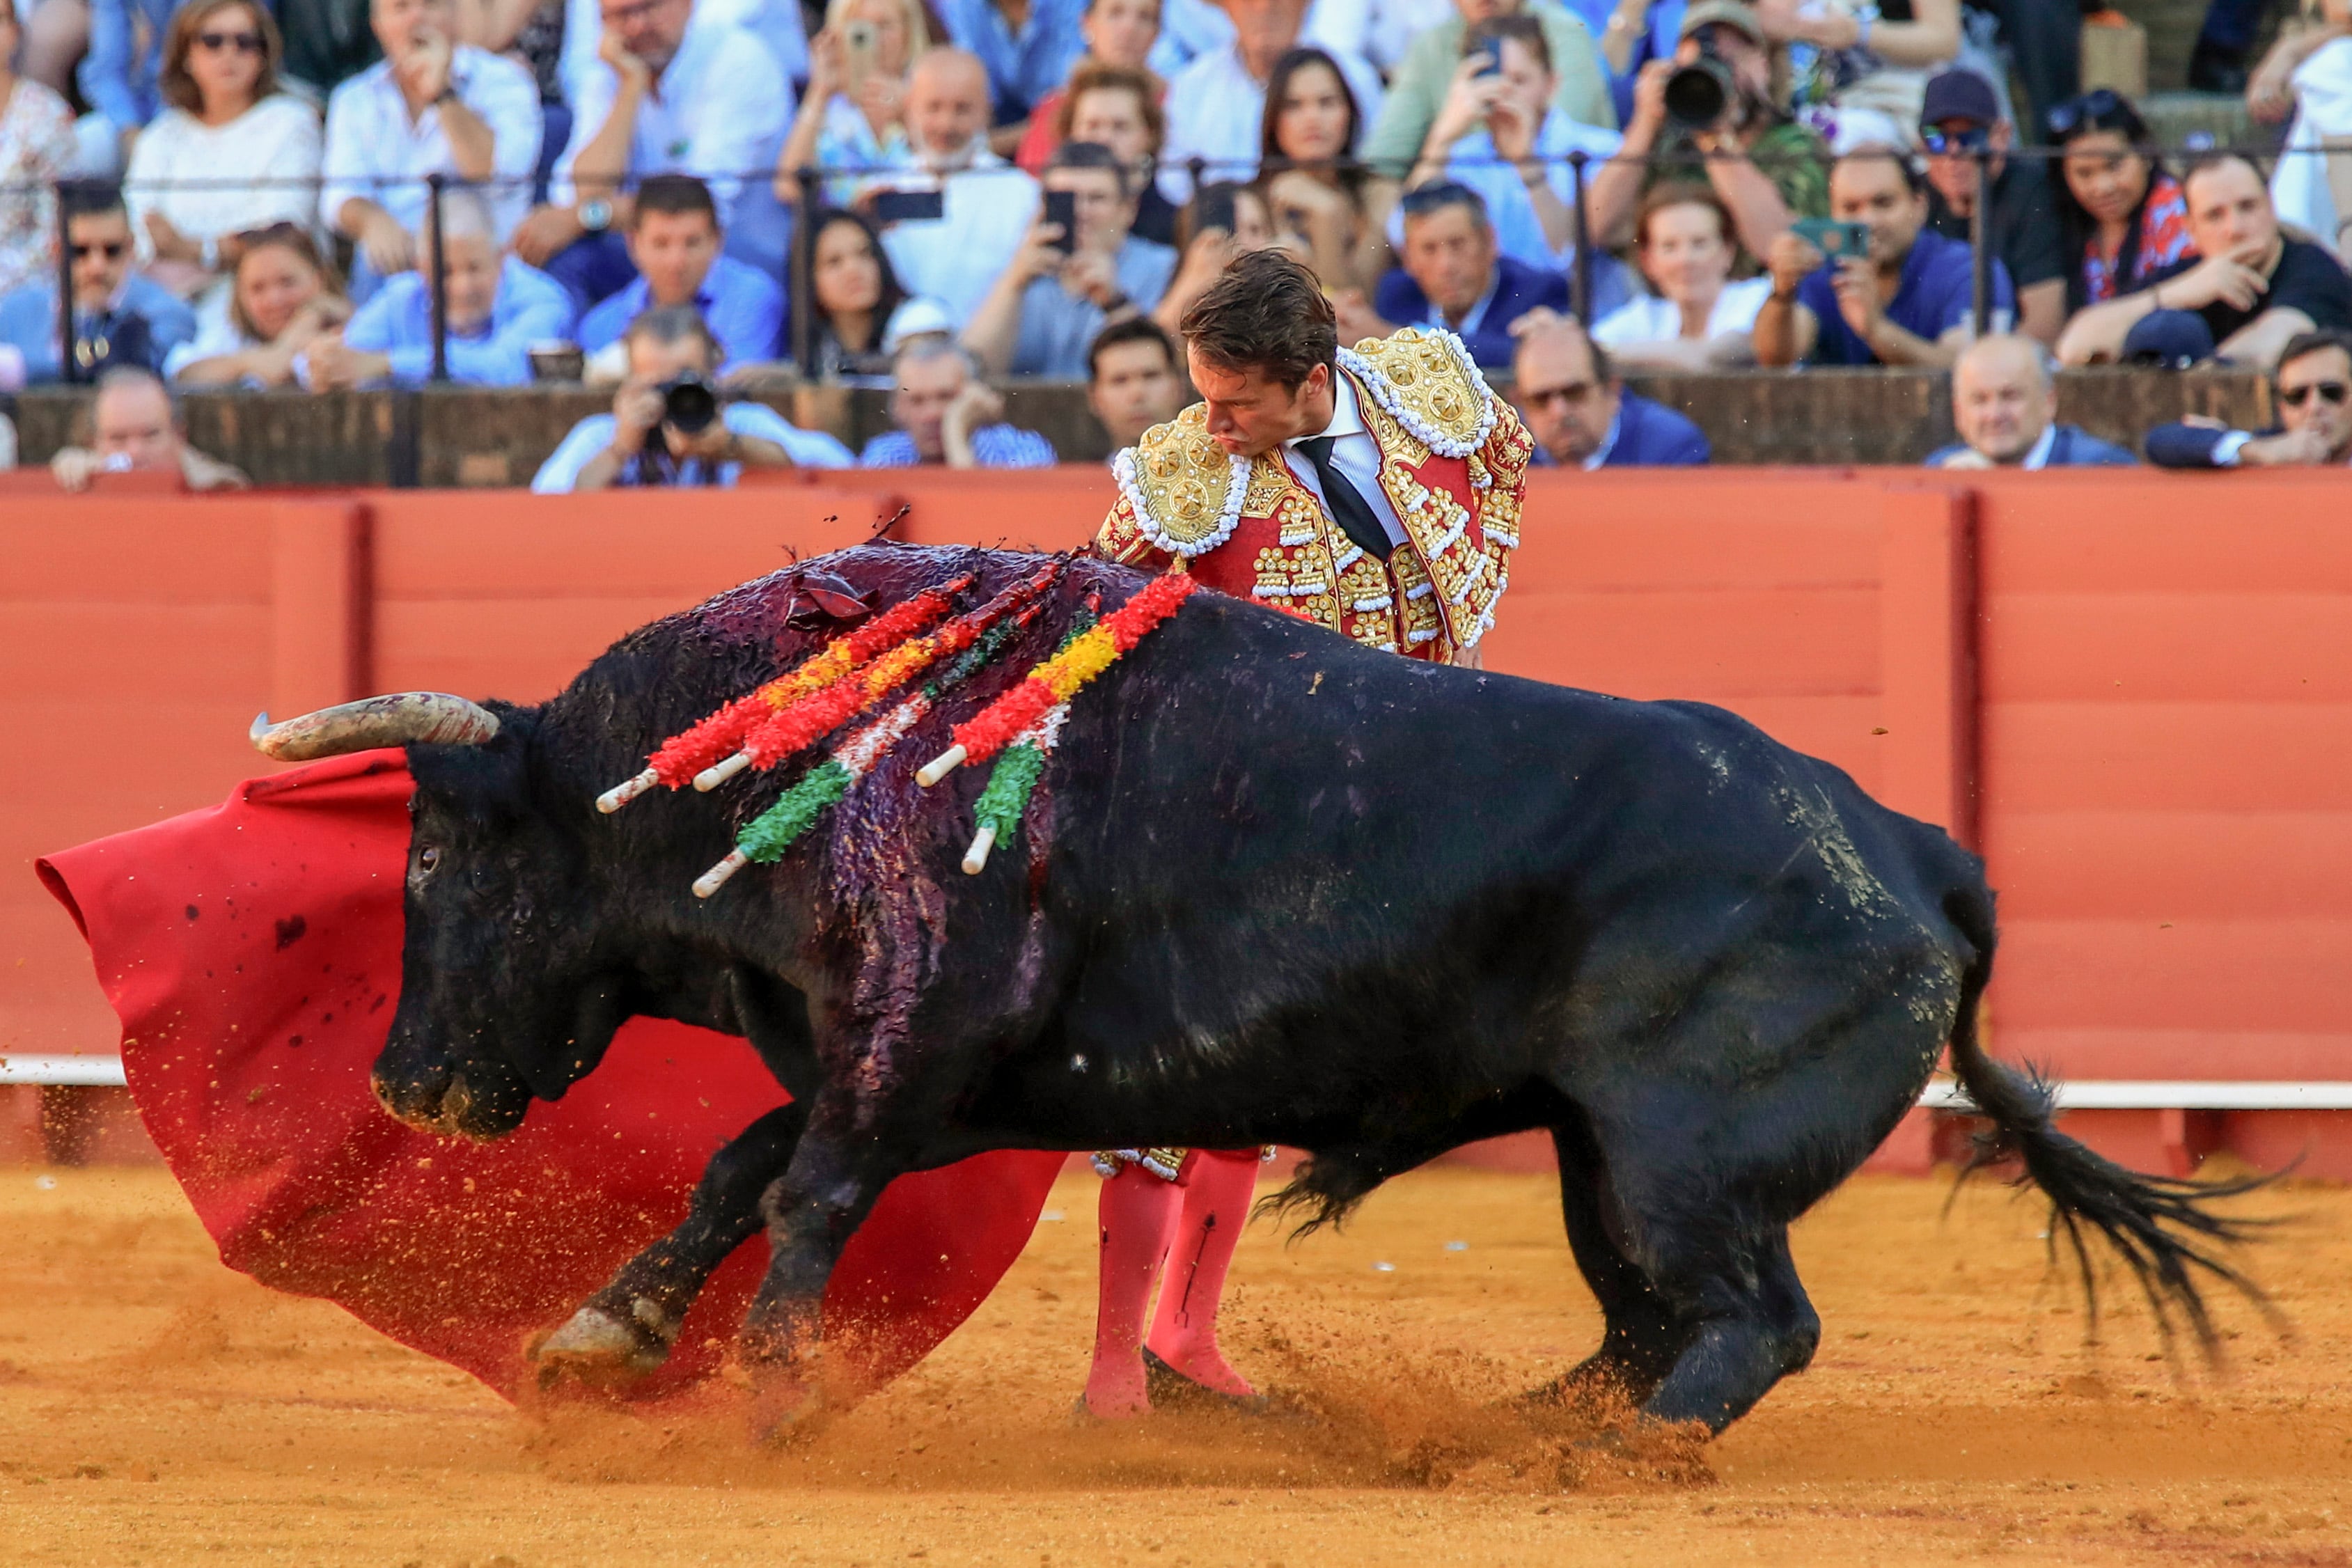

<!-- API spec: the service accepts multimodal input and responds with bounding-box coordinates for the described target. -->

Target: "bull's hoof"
[531,1304,671,1389]
[1141,1348,1271,1414]
[747,1372,827,1448]
[1562,1418,1717,1488]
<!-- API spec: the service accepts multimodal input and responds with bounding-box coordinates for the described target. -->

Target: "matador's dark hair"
[1179,249,1337,391]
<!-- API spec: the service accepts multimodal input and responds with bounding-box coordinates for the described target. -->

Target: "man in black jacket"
[2146,329,2352,469]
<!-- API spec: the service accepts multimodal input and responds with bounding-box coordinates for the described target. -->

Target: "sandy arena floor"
[1,1161,2347,1567]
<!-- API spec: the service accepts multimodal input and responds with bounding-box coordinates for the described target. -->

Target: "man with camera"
[1600,0,1829,261]
[531,305,855,491]
[1754,144,2010,370]
[961,141,1176,379]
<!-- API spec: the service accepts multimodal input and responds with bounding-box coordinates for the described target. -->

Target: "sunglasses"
[2280,379,2350,407]
[2046,87,2131,139]
[1920,125,1991,155]
[194,29,265,52]
[1522,381,1596,411]
[70,240,127,259]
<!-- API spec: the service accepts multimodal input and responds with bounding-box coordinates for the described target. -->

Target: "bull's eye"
[417,845,442,877]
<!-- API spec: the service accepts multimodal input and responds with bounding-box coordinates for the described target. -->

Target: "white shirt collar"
[1289,370,1366,448]
[1428,267,1499,334]
[2018,423,2057,470]
[1583,402,1622,471]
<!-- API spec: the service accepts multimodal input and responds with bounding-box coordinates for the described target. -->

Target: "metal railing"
[8,136,2339,390]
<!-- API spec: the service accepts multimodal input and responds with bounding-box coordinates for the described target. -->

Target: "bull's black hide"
[366,543,2266,1441]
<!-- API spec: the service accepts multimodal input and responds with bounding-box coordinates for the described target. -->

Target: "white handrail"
[0,1055,130,1087]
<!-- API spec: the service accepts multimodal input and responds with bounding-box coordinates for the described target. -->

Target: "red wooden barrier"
[4,468,2346,1175]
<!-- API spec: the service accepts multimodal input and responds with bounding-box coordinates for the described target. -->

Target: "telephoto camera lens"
[659,373,721,434]
[1663,56,1735,129]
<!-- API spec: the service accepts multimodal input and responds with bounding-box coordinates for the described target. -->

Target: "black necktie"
[1295,434,1393,561]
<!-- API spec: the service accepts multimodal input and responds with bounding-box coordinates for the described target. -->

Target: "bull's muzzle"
[372,1063,524,1143]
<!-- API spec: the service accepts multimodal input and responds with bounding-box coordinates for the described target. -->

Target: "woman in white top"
[773,0,932,209]
[2258,0,2352,256]
[0,0,77,299]
[1591,183,1769,370]
[123,0,322,295]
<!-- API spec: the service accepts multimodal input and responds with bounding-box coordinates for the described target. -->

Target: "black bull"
[301,543,2259,1438]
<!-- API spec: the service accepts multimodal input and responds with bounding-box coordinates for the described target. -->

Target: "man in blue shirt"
[2146,330,2352,470]
[533,304,855,490]
[574,175,783,378]
[1354,182,1604,370]
[1755,145,2012,370]
[933,0,1087,125]
[859,338,1057,467]
[1925,335,2135,469]
[0,183,193,384]
[1512,310,1709,468]
[74,0,180,173]
[299,190,575,388]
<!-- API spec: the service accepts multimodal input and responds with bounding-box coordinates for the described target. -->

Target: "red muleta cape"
[36,750,1063,1403]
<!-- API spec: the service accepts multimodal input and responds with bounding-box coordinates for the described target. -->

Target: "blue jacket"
[2143,422,2281,469]
[79,0,182,130]
[577,256,783,379]
[0,272,196,382]
[1927,424,2138,468]
[1373,254,1570,370]
[1601,390,1710,467]
[340,258,577,386]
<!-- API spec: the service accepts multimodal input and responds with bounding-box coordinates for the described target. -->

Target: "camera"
[657,373,721,435]
[1663,38,1737,130]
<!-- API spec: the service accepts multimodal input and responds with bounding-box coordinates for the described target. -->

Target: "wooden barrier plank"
[270,502,369,719]
[0,606,271,700]
[1985,593,2352,703]
[1876,487,1975,841]
[1990,1028,2352,1080]
[1983,702,2352,812]
[1984,811,2352,919]
[1486,588,1879,693]
[1993,916,2352,1032]
[373,598,726,704]
[0,503,273,604]
[1979,489,2352,593]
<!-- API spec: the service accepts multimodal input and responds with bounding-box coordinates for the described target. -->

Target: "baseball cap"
[881,296,955,354]
[1920,68,2002,130]
[1679,0,1764,45]
[2122,308,2217,370]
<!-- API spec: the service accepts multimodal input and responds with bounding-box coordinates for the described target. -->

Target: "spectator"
[320,0,542,294]
[533,304,855,489]
[1966,0,2077,138]
[124,0,324,293]
[0,181,196,382]
[2058,154,2352,370]
[1153,176,1278,331]
[1085,313,1183,446]
[773,0,929,211]
[2051,90,2195,315]
[1592,182,1767,368]
[279,0,389,96]
[2248,0,2351,131]
[1916,66,2062,345]
[557,0,808,118]
[859,336,1056,464]
[1033,61,1177,244]
[167,222,352,385]
[782,207,909,379]
[1157,0,1382,205]
[72,0,178,175]
[870,47,1043,326]
[2147,329,2352,469]
[1015,0,1161,173]
[1604,2,1830,260]
[574,175,781,377]
[1927,334,2133,469]
[49,365,249,490]
[0,0,76,298]
[933,0,1087,133]
[1367,0,1455,75]
[524,0,787,308]
[962,140,1176,376]
[1260,46,1384,291]
[2263,0,2352,256]
[1512,307,1709,467]
[1755,143,2010,368]
[1397,19,1628,277]
[299,189,573,386]
[1355,180,1578,367]
[1363,0,1612,187]
[1758,0,1959,152]
[2190,0,2271,94]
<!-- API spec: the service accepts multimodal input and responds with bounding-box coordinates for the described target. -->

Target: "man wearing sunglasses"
[2145,329,2352,469]
[1917,68,2064,347]
[0,182,194,385]
[1510,306,1708,467]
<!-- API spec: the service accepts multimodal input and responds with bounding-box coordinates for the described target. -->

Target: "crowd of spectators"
[6,0,2352,480]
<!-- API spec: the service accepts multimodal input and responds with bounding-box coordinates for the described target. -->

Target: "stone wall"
[2,368,2273,486]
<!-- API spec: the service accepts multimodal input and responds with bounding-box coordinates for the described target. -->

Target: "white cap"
[881,296,956,354]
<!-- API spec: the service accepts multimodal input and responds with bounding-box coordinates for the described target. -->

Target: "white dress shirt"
[1152,0,1374,76]
[1156,42,1386,205]
[124,95,322,262]
[320,46,543,241]
[563,0,808,111]
[553,15,791,223]
[1280,370,1408,549]
[874,146,1042,327]
[1592,277,1774,347]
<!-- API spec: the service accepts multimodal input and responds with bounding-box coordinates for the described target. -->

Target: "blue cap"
[2122,308,2216,369]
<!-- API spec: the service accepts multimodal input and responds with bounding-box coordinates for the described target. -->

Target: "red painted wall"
[4,469,2346,1173]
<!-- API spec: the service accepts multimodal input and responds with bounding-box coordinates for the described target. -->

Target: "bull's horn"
[250,693,501,760]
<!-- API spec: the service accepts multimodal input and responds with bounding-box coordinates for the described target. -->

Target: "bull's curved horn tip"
[916,745,967,787]
[249,712,273,745]
[595,769,659,814]
[961,825,996,876]
[692,849,749,900]
[693,752,752,792]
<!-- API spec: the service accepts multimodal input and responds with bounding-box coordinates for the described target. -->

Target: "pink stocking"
[1082,1163,1182,1418]
[1145,1148,1259,1396]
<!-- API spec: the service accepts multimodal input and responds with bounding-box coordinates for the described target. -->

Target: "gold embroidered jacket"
[1093,327,1532,662]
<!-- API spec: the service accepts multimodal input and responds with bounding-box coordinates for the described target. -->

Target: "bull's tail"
[1939,884,2280,1360]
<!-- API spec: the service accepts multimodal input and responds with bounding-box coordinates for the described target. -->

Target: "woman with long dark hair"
[1256,45,1385,293]
[2049,88,2197,312]
[790,207,909,379]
